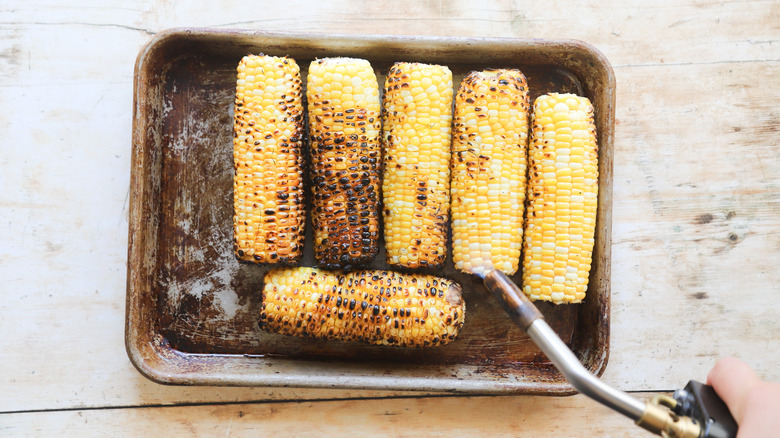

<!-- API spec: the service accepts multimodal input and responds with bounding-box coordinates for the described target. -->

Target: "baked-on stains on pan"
[126,29,615,394]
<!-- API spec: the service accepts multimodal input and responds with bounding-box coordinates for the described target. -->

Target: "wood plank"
[2,0,778,66]
[1,394,655,437]
[1,0,778,415]
[604,60,780,389]
[5,58,774,412]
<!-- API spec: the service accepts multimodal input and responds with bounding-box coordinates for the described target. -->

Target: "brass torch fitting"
[636,396,701,438]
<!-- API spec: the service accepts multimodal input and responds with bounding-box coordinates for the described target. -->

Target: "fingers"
[707,357,761,424]
[737,381,780,437]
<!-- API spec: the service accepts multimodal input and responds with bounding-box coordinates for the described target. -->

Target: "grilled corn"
[522,93,598,304]
[233,54,305,264]
[382,62,453,269]
[259,267,465,347]
[451,69,530,276]
[307,57,382,269]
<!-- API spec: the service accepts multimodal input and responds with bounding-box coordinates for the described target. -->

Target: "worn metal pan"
[126,28,615,393]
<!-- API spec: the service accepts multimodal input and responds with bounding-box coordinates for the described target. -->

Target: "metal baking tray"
[126,29,614,394]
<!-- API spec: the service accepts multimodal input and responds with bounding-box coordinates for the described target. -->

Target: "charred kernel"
[233,55,305,265]
[451,69,529,277]
[382,62,452,269]
[307,57,381,268]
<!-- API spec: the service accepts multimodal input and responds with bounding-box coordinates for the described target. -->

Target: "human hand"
[707,357,780,438]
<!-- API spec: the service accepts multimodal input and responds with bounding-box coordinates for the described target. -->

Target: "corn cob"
[233,54,305,264]
[258,267,465,347]
[382,62,453,269]
[451,69,530,276]
[522,93,599,304]
[307,58,382,269]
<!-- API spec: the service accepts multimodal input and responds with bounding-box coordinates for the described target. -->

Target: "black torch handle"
[674,380,738,438]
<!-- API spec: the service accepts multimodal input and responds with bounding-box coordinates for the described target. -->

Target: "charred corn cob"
[233,54,305,264]
[522,93,598,304]
[382,62,453,269]
[451,69,530,276]
[307,58,382,269]
[259,267,465,347]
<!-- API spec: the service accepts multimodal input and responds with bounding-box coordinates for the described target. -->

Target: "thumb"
[707,357,761,424]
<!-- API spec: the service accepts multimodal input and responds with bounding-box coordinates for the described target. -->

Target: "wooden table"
[2,1,778,436]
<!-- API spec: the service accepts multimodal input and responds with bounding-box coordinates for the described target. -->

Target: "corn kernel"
[522,93,598,304]
[307,57,382,269]
[259,267,465,347]
[382,62,453,269]
[450,69,529,276]
[233,54,305,265]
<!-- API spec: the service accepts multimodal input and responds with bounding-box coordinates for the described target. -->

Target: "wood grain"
[1,394,655,437]
[606,59,780,389]
[0,0,778,436]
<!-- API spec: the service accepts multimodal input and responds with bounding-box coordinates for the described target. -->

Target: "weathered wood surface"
[1,393,645,437]
[1,0,778,435]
